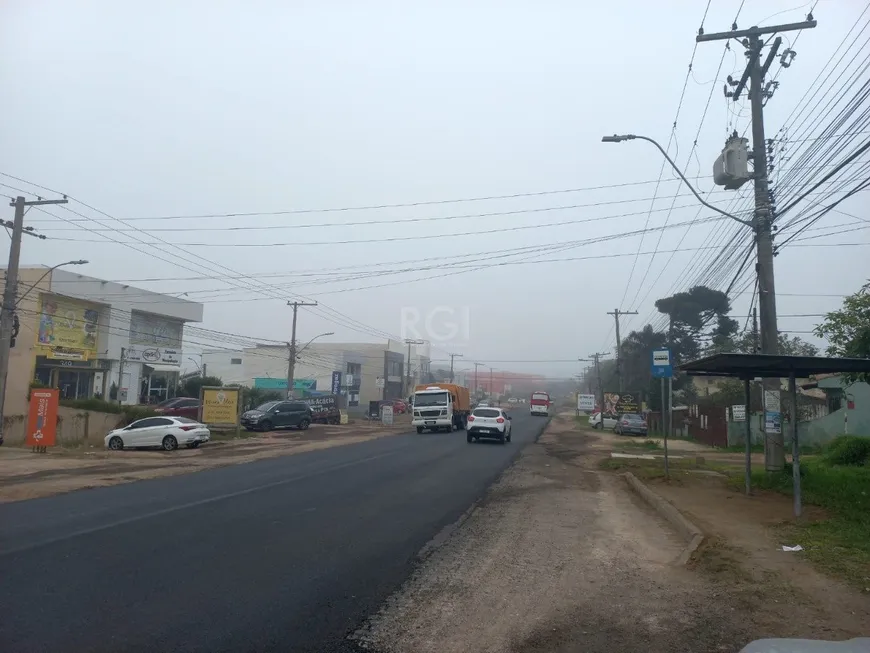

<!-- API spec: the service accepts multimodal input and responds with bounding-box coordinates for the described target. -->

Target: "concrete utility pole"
[0,196,68,444]
[473,362,484,395]
[607,308,638,392]
[698,16,816,471]
[404,339,425,397]
[286,301,318,399]
[579,354,610,416]
[448,353,463,383]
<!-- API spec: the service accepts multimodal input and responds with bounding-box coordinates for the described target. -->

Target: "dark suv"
[241,401,313,432]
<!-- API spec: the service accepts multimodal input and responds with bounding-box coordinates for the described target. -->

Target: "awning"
[143,364,181,373]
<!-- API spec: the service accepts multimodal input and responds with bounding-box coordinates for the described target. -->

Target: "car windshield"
[254,401,280,412]
[473,408,500,418]
[414,392,448,407]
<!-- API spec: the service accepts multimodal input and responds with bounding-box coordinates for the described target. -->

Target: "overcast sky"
[2,0,867,380]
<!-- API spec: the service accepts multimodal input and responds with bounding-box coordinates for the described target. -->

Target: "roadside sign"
[381,404,394,425]
[651,348,673,378]
[577,394,595,411]
[200,386,240,428]
[732,404,746,421]
[376,377,385,389]
[26,388,59,450]
[331,371,342,395]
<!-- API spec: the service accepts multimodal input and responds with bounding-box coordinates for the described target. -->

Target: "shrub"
[60,397,122,414]
[823,435,870,467]
[118,406,158,426]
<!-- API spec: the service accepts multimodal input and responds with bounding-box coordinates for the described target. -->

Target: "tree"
[177,375,223,399]
[814,281,870,381]
[728,331,818,356]
[655,285,738,365]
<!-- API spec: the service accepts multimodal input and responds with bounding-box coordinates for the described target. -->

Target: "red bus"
[530,391,550,416]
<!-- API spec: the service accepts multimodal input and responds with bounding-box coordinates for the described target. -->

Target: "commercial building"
[4,267,203,416]
[202,339,430,411]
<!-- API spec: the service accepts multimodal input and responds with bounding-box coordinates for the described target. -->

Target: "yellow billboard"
[36,295,100,360]
[201,387,240,426]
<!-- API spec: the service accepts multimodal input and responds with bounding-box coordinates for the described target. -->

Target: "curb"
[622,472,705,566]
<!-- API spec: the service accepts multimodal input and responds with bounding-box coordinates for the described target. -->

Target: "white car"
[589,412,618,430]
[507,397,519,404]
[105,416,211,451]
[466,407,512,444]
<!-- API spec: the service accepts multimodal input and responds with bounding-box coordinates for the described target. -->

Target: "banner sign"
[577,394,596,411]
[200,386,240,427]
[26,388,59,448]
[37,296,99,360]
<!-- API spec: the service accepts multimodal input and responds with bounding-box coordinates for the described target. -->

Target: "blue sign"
[253,378,317,391]
[651,348,673,378]
[331,371,342,395]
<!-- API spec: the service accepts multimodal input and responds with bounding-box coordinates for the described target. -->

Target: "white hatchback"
[467,407,512,444]
[105,416,211,452]
[589,412,618,430]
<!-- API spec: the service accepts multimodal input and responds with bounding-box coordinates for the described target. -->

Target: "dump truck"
[411,383,471,433]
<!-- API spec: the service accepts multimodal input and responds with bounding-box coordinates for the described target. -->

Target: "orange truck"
[411,383,471,433]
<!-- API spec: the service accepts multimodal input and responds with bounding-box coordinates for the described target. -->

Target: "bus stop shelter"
[678,353,870,517]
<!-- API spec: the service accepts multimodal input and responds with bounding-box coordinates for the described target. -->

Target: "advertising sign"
[200,386,240,427]
[577,394,596,411]
[125,346,180,365]
[26,388,59,448]
[37,296,99,360]
[604,392,640,414]
[732,404,746,421]
[253,378,316,391]
[331,371,342,395]
[381,404,394,425]
[376,377,385,389]
[764,390,781,434]
[651,348,673,378]
[129,312,182,348]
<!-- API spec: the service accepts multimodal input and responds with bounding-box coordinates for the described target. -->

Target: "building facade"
[202,339,423,411]
[4,267,203,416]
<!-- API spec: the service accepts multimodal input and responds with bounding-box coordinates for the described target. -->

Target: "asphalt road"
[0,411,549,653]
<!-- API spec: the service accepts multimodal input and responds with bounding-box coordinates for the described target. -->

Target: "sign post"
[650,348,673,478]
[577,394,596,412]
[199,386,241,436]
[26,388,59,453]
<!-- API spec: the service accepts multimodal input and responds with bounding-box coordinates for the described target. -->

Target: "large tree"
[655,285,738,364]
[814,281,870,381]
[728,331,819,356]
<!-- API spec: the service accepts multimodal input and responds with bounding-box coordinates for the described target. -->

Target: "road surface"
[0,411,548,653]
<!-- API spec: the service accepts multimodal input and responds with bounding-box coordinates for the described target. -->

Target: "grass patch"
[618,438,662,450]
[734,456,870,588]
[210,429,260,442]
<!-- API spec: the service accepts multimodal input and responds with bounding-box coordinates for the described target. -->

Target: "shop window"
[231,358,242,365]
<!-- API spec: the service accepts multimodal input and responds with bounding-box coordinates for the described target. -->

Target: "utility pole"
[698,15,815,470]
[752,307,759,353]
[449,353,463,383]
[473,362,484,396]
[117,347,126,406]
[0,196,68,444]
[579,354,610,416]
[607,308,638,392]
[286,301,318,399]
[404,339,425,397]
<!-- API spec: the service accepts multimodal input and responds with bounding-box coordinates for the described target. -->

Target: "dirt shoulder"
[354,414,761,652]
[0,422,410,504]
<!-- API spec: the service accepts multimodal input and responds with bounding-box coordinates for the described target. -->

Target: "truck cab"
[412,384,469,433]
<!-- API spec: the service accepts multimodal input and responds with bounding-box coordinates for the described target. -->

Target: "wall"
[5,268,53,416]
[2,405,124,446]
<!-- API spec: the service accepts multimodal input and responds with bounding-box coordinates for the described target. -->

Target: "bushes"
[822,435,870,467]
[57,397,156,426]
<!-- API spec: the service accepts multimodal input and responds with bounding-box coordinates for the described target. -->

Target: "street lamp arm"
[601,134,754,228]
[296,331,335,357]
[15,260,89,307]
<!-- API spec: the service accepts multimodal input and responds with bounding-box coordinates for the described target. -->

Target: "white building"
[202,339,429,411]
[28,269,204,405]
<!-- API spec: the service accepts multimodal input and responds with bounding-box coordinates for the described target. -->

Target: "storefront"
[33,356,110,400]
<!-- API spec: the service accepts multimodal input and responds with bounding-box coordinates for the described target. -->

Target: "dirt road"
[355,415,756,652]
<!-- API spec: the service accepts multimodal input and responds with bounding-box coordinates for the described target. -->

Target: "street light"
[16,260,89,306]
[601,134,753,227]
[295,332,334,357]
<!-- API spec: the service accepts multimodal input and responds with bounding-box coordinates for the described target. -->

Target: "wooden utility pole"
[607,308,638,392]
[286,301,318,399]
[698,16,816,470]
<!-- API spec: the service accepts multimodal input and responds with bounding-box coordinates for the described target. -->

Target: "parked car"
[615,413,648,436]
[240,400,312,432]
[378,399,407,415]
[154,397,201,420]
[467,407,512,444]
[304,394,340,424]
[589,412,618,430]
[105,416,210,451]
